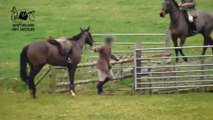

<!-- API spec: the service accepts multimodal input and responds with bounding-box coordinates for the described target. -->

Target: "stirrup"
[67,57,71,64]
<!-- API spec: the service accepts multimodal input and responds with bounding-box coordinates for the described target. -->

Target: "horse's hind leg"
[208,36,213,54]
[28,64,45,98]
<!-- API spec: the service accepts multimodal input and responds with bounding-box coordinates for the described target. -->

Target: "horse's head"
[80,26,94,47]
[160,0,177,18]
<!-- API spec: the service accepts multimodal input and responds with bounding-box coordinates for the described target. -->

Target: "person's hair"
[105,35,113,44]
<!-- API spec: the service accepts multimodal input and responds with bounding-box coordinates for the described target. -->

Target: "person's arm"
[111,54,119,61]
[181,0,196,8]
[93,46,104,52]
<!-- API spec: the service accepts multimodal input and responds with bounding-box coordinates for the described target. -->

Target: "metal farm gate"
[134,44,213,94]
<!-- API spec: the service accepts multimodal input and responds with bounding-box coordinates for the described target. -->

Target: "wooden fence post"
[134,42,142,92]
[50,66,56,93]
[165,31,171,48]
[120,63,124,84]
[90,65,95,81]
[148,59,152,94]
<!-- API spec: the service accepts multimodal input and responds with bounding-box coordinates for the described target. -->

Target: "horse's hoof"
[70,90,76,96]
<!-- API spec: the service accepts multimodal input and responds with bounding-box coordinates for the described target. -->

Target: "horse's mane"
[68,32,84,41]
[172,0,179,8]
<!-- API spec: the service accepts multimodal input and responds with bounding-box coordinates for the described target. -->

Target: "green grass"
[0,93,213,120]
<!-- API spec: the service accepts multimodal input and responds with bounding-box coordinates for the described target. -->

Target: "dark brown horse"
[20,27,94,98]
[159,0,213,62]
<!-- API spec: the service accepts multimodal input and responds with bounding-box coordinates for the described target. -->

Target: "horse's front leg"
[179,36,188,62]
[201,35,208,55]
[68,64,77,96]
[172,35,179,63]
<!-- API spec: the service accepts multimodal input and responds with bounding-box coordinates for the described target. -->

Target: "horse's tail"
[20,45,29,84]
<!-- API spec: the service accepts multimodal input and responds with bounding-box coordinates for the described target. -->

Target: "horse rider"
[179,0,197,35]
[93,36,120,94]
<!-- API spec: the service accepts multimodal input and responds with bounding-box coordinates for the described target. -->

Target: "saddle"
[47,37,73,63]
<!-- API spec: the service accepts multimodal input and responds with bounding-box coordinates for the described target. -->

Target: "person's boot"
[192,24,197,35]
[189,20,197,36]
[103,78,110,85]
[96,82,104,95]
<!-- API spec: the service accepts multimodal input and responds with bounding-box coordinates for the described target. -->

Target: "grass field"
[0,93,213,120]
[0,1,213,119]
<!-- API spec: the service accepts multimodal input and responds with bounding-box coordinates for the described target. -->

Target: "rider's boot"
[189,18,197,36]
